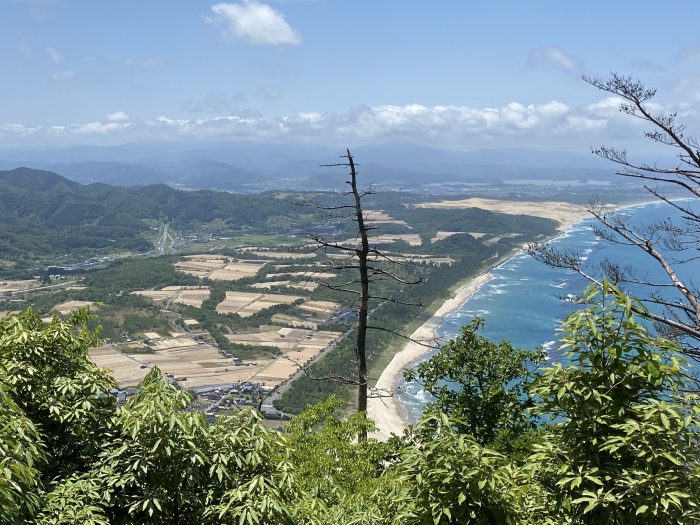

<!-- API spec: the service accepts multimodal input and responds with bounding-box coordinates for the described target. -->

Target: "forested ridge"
[0,168,306,261]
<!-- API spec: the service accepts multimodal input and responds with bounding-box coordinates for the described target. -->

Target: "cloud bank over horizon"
[1,95,696,151]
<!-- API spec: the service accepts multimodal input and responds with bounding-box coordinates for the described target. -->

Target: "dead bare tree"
[529,73,700,356]
[298,148,425,440]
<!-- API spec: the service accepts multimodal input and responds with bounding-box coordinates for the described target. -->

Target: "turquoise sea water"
[399,200,700,423]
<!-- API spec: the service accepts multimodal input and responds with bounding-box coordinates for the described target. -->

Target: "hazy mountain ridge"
[0,142,620,191]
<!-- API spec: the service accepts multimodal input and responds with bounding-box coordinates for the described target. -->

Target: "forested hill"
[0,168,301,262]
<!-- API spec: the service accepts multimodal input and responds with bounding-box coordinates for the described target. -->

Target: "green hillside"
[0,168,308,263]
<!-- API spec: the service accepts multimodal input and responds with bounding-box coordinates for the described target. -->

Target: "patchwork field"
[215,291,303,317]
[174,255,227,278]
[209,261,269,281]
[174,255,268,281]
[270,314,319,329]
[238,248,315,260]
[327,252,455,265]
[250,280,319,291]
[0,279,41,293]
[89,327,340,389]
[132,286,211,307]
[90,337,262,389]
[232,328,342,387]
[53,300,94,315]
[266,271,337,280]
[89,347,149,387]
[363,210,410,227]
[272,264,324,270]
[227,327,336,348]
[298,300,341,321]
[343,234,422,246]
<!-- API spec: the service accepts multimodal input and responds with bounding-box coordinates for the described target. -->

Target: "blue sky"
[2,0,699,150]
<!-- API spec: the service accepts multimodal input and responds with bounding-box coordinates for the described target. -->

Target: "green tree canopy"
[405,318,545,447]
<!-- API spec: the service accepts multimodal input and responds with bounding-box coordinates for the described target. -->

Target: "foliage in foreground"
[405,317,546,449]
[2,285,700,523]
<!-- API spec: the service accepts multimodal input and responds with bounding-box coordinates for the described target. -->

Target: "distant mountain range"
[0,141,627,191]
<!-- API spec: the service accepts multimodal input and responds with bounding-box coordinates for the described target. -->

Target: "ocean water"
[399,200,700,423]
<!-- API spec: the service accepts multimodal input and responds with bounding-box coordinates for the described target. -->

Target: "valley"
[0,166,608,417]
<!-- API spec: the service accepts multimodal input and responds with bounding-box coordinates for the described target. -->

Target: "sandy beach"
[368,199,591,440]
[367,272,494,440]
[416,197,590,233]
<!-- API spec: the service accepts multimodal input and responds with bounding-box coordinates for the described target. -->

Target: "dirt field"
[272,264,324,270]
[363,210,410,227]
[270,314,318,329]
[327,252,454,266]
[238,248,315,260]
[209,261,269,281]
[298,300,341,321]
[132,289,175,301]
[0,279,41,293]
[91,325,343,389]
[215,291,303,317]
[250,280,319,291]
[343,234,422,246]
[175,255,268,281]
[170,287,211,307]
[89,347,149,387]
[132,286,211,307]
[266,271,337,280]
[174,255,227,278]
[242,328,342,387]
[53,300,94,315]
[90,337,264,389]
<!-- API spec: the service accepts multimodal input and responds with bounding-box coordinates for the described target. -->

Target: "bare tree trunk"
[347,149,369,438]
[295,148,424,440]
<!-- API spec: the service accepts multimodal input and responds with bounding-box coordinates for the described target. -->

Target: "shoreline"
[367,198,672,439]
[367,271,495,439]
[367,204,594,440]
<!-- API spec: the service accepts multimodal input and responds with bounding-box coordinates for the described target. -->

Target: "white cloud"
[74,121,130,135]
[5,96,699,146]
[528,47,579,72]
[557,115,607,133]
[46,47,62,64]
[209,1,301,45]
[586,96,625,115]
[0,123,39,137]
[106,111,130,122]
[51,69,75,81]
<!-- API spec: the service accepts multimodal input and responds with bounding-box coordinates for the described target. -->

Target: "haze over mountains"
[0,142,621,191]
